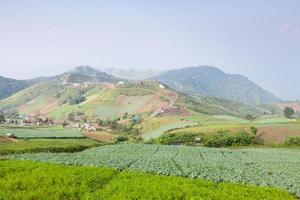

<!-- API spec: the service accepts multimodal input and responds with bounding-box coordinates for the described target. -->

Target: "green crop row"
[0,160,295,200]
[7,144,300,197]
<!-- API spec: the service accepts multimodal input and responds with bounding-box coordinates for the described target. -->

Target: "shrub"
[204,130,257,148]
[115,136,128,142]
[285,137,300,145]
[155,133,202,145]
[284,107,294,118]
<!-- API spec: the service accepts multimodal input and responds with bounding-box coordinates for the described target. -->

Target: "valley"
[1,66,299,200]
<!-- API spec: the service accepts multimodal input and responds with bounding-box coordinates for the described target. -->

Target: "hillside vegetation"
[0,79,269,121]
[0,76,33,99]
[154,66,280,104]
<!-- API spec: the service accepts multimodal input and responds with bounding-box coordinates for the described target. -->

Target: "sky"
[0,0,299,100]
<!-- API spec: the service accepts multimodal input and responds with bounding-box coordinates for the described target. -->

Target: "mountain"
[154,66,280,104]
[0,77,270,121]
[56,66,120,83]
[0,76,33,100]
[102,68,162,80]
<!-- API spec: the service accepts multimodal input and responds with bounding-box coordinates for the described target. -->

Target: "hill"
[0,76,34,100]
[55,66,120,84]
[102,68,162,80]
[154,66,280,104]
[0,78,269,121]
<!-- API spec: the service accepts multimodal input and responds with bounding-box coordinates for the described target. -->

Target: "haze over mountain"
[0,66,281,106]
[102,68,162,81]
[56,66,119,84]
[154,66,280,105]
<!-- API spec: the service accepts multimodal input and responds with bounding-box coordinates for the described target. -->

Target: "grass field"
[142,122,196,141]
[0,126,83,138]
[169,120,300,144]
[0,138,100,155]
[8,144,300,197]
[0,160,295,200]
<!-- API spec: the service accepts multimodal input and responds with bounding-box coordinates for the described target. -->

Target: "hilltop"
[0,76,34,100]
[154,66,280,104]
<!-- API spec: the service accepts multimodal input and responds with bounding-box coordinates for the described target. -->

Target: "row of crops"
[7,144,300,197]
[0,127,83,138]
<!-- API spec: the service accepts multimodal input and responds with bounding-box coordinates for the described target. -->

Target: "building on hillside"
[158,83,166,89]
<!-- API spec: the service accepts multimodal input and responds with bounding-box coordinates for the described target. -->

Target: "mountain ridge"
[154,66,280,104]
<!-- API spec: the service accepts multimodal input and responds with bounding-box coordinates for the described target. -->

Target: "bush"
[204,130,257,148]
[285,137,300,145]
[155,133,202,145]
[68,95,85,105]
[284,107,294,118]
[115,136,128,142]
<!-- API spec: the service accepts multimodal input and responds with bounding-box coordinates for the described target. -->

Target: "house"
[158,84,166,89]
[117,81,125,86]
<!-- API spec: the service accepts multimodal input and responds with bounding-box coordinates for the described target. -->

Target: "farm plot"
[8,144,300,197]
[142,122,196,141]
[0,127,83,138]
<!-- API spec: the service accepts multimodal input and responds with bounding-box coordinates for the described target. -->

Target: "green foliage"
[0,139,100,155]
[0,76,33,99]
[284,107,295,118]
[68,112,75,121]
[285,137,300,145]
[204,130,257,148]
[68,92,86,105]
[155,66,279,104]
[0,160,294,200]
[114,135,129,142]
[154,133,202,145]
[8,144,300,198]
[246,114,256,121]
[250,126,258,136]
[0,114,5,123]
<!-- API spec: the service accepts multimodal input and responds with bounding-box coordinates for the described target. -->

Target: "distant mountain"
[0,76,33,100]
[154,66,280,104]
[102,68,162,80]
[56,66,119,83]
[0,79,269,120]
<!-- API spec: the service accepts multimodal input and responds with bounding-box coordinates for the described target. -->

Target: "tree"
[68,112,75,122]
[284,107,294,118]
[0,114,5,123]
[250,126,258,137]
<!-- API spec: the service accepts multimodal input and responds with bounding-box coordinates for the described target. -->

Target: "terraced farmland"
[0,127,83,138]
[8,144,300,197]
[142,122,196,141]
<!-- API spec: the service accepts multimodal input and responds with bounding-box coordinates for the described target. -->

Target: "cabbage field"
[0,126,83,138]
[8,144,300,198]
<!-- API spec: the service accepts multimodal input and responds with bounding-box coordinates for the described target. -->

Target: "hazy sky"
[0,0,299,100]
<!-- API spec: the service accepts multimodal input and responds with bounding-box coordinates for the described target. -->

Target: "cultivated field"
[0,160,294,200]
[0,126,83,138]
[142,122,196,141]
[7,144,300,198]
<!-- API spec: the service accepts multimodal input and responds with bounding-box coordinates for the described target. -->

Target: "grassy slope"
[168,117,300,144]
[0,80,269,121]
[0,160,295,200]
[0,138,100,155]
